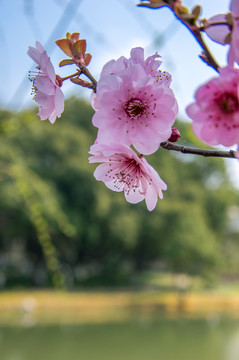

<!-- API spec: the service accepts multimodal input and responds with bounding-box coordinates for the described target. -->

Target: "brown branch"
[174,17,220,72]
[139,2,220,72]
[79,65,97,92]
[160,141,237,159]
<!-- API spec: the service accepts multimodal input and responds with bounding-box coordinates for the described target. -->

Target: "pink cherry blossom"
[186,66,239,148]
[89,143,167,211]
[91,50,178,155]
[98,47,172,88]
[27,41,64,124]
[204,0,239,65]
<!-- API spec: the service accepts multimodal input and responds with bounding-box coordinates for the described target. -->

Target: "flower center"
[116,159,139,185]
[124,99,146,119]
[108,156,141,192]
[215,92,239,114]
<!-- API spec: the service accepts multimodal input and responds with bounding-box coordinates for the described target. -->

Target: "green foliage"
[0,99,238,288]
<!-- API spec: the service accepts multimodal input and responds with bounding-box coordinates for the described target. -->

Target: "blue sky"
[1,0,239,185]
[0,0,229,112]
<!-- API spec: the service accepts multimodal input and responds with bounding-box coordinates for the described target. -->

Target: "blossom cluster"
[27,39,178,210]
[27,0,239,211]
[89,47,178,210]
[186,0,239,155]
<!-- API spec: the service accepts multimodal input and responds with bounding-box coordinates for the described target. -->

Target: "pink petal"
[205,14,230,44]
[228,45,236,66]
[27,46,42,65]
[48,110,57,124]
[230,0,239,15]
[100,57,127,78]
[35,41,45,53]
[229,20,239,64]
[35,91,54,108]
[132,126,171,155]
[90,92,98,111]
[40,52,56,83]
[94,163,112,182]
[124,189,145,204]
[130,47,144,64]
[145,184,158,211]
[186,103,200,120]
[54,87,64,117]
[218,124,239,146]
[35,75,55,95]
[235,144,239,158]
[194,121,219,146]
[37,106,53,121]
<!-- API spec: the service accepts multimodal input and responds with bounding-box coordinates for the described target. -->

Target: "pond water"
[1,316,239,360]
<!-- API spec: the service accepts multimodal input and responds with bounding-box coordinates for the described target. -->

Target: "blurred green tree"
[0,99,238,288]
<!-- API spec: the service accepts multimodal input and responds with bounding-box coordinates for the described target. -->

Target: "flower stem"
[62,67,98,91]
[191,29,220,72]
[61,71,81,81]
[167,6,220,72]
[79,65,97,92]
[199,21,230,31]
[160,141,237,159]
[178,21,219,72]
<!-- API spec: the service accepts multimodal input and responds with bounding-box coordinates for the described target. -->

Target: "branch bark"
[160,141,237,159]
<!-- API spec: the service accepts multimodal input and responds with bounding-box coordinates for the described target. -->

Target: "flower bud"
[56,33,92,67]
[167,127,181,142]
[70,77,93,88]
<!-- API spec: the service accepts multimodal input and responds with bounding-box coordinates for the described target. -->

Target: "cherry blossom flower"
[186,66,239,147]
[98,47,172,87]
[27,41,64,124]
[127,47,172,86]
[91,49,178,155]
[89,143,167,211]
[204,0,239,65]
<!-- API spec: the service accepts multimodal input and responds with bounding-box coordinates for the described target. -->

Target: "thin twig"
[61,70,81,81]
[173,16,220,72]
[80,65,97,92]
[160,141,237,159]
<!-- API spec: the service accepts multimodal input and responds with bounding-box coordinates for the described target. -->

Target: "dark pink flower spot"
[124,98,146,119]
[215,92,239,114]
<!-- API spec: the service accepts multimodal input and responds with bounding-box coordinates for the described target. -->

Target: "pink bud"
[70,77,92,88]
[167,128,181,142]
[55,75,63,87]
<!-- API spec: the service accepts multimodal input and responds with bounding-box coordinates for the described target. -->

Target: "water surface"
[1,316,239,360]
